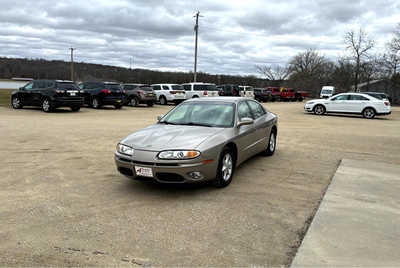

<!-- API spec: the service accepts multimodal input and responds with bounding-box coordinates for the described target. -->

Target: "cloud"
[0,0,399,76]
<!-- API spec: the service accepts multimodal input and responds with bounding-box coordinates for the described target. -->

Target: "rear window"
[57,83,79,90]
[172,85,183,91]
[105,84,121,90]
[139,86,153,91]
[205,84,218,91]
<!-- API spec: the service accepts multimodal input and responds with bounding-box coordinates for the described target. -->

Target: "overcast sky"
[1,0,399,76]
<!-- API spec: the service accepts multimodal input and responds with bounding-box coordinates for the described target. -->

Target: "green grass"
[0,89,13,108]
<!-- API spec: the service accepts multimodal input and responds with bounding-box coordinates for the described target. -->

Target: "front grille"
[132,160,179,167]
[156,173,185,182]
[118,167,133,177]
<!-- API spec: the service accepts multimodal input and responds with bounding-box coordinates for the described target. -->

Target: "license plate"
[117,100,121,103]
[69,92,76,96]
[149,94,153,96]
[135,166,153,177]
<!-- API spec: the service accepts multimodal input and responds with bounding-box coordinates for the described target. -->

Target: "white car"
[320,86,335,98]
[181,82,219,98]
[151,84,186,105]
[239,86,255,99]
[304,93,391,119]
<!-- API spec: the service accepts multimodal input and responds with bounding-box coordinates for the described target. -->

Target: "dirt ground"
[0,102,399,267]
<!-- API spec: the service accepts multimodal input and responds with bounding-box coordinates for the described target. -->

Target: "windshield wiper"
[159,121,177,125]
[180,122,213,127]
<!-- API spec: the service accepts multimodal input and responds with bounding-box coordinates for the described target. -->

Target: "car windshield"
[57,83,79,90]
[160,102,235,128]
[321,89,332,94]
[172,85,183,90]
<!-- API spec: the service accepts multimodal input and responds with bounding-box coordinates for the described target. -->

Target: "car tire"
[129,97,138,107]
[159,96,167,105]
[91,97,101,109]
[71,106,80,112]
[147,101,154,107]
[11,96,23,109]
[42,98,53,113]
[261,130,276,156]
[214,147,235,188]
[313,104,326,115]
[362,107,376,119]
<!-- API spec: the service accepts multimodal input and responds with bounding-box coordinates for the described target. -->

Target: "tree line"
[256,25,400,102]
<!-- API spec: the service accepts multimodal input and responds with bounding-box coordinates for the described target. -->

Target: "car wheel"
[42,98,53,112]
[147,101,154,107]
[363,107,376,119]
[214,147,235,188]
[71,106,80,112]
[11,96,23,109]
[129,97,138,107]
[262,130,276,156]
[159,96,167,105]
[92,97,101,109]
[313,105,325,115]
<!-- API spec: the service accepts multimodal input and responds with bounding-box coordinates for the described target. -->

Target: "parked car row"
[254,87,307,102]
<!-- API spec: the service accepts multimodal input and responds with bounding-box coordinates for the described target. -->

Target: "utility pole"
[69,48,74,82]
[193,11,203,82]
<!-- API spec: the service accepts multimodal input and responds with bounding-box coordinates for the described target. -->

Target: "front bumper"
[304,103,314,112]
[114,150,218,183]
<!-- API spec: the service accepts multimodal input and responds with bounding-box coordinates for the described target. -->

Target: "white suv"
[181,82,219,99]
[239,86,255,98]
[151,84,186,105]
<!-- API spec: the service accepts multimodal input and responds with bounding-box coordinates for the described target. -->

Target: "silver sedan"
[115,97,278,187]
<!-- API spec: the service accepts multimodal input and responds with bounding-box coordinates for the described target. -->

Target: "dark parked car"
[11,80,84,112]
[254,88,271,102]
[217,84,240,96]
[363,92,392,103]
[122,84,156,107]
[78,81,124,109]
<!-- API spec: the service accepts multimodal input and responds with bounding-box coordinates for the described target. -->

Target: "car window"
[238,102,253,120]
[162,85,169,90]
[161,102,235,128]
[247,100,265,119]
[57,83,79,90]
[331,95,349,101]
[183,85,191,91]
[152,85,161,90]
[350,95,369,101]
[24,82,34,90]
[205,84,218,91]
[194,85,204,91]
[172,85,183,90]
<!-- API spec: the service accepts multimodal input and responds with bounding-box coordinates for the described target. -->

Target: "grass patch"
[0,89,13,108]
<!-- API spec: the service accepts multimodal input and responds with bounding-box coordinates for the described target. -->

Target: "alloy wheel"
[315,105,324,115]
[42,99,50,112]
[12,97,21,108]
[269,132,276,152]
[221,153,233,182]
[364,108,375,119]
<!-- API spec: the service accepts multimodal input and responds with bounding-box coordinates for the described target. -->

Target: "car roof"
[184,97,251,104]
[181,82,215,85]
[151,83,179,86]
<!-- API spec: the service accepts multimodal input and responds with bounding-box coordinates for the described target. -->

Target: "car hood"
[309,98,328,102]
[120,124,225,151]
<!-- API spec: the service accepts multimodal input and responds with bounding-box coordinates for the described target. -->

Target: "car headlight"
[116,143,134,156]
[158,150,200,160]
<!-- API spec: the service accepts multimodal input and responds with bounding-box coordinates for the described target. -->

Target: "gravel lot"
[1,102,399,266]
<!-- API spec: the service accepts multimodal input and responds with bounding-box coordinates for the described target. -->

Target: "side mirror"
[237,117,254,127]
[157,115,164,121]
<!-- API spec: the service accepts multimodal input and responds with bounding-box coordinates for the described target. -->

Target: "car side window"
[332,95,349,101]
[162,85,169,90]
[152,85,161,91]
[183,85,191,91]
[247,101,265,119]
[238,102,253,120]
[350,95,369,101]
[24,82,34,90]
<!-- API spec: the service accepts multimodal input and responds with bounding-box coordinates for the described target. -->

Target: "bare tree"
[255,64,290,81]
[344,28,375,91]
